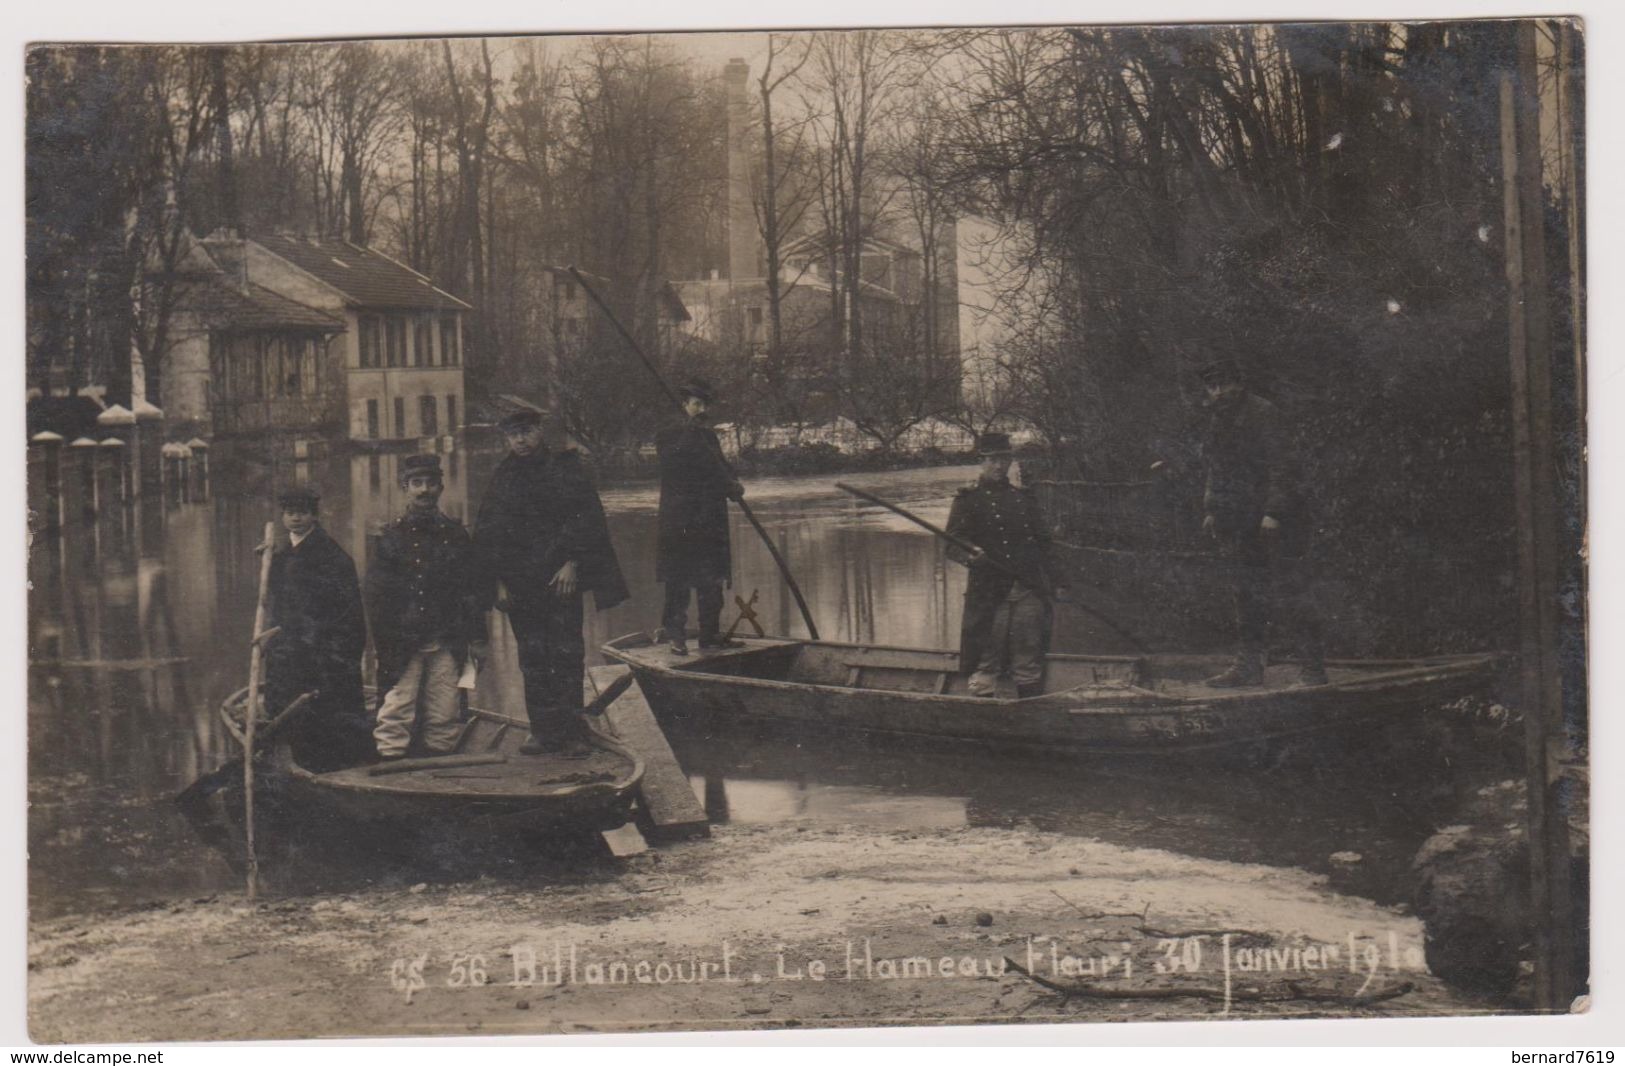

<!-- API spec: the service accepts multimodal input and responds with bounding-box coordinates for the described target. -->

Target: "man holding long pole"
[655,378,743,655]
[568,266,820,642]
[946,433,1069,698]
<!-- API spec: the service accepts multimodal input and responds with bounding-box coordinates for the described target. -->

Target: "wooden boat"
[601,632,1500,756]
[219,689,645,835]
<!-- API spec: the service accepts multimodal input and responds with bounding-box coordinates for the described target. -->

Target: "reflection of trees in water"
[30,458,984,907]
[669,725,1450,905]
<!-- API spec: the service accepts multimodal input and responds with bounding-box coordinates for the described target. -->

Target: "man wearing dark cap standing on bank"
[655,379,744,655]
[946,433,1069,698]
[1197,358,1326,687]
[475,409,628,754]
[367,454,487,759]
[263,486,373,770]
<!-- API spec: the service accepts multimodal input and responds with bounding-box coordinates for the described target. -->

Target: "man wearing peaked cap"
[475,409,627,755]
[263,484,373,770]
[365,452,487,759]
[945,432,1068,699]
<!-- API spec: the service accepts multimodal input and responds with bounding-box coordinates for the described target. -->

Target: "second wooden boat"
[602,632,1499,757]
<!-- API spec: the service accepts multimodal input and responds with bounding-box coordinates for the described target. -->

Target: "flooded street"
[28,449,1493,920]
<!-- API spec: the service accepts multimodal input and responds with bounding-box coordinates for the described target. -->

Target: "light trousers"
[373,644,461,757]
[969,585,1048,696]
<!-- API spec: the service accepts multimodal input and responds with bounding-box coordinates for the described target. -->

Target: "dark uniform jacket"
[945,476,1063,672]
[264,525,372,770]
[1202,391,1301,529]
[473,448,629,609]
[655,421,735,585]
[364,509,485,698]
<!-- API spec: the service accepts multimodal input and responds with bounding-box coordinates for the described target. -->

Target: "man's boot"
[1205,652,1264,688]
[1297,661,1329,687]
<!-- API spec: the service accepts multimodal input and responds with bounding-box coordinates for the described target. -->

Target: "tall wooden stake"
[1500,20,1579,1011]
[243,520,277,900]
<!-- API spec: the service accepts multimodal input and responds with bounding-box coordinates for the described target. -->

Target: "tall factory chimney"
[724,58,760,281]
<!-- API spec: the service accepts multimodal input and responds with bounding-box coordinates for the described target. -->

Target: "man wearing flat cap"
[366,454,487,759]
[263,486,373,771]
[1197,357,1325,687]
[654,378,744,655]
[475,408,628,754]
[945,433,1068,698]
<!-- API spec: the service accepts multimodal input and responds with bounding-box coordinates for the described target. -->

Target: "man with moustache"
[475,408,628,755]
[367,454,487,760]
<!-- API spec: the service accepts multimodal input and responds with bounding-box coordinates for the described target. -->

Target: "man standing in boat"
[475,408,628,755]
[1197,357,1326,687]
[946,433,1069,698]
[655,378,744,655]
[263,486,374,771]
[367,454,488,760]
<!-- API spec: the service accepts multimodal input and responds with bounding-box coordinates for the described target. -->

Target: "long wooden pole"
[1500,21,1578,1011]
[242,520,277,900]
[834,481,1151,654]
[569,266,820,640]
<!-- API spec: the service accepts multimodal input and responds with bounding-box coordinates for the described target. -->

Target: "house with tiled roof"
[162,231,472,447]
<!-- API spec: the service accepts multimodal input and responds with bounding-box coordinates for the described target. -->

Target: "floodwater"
[26,444,1503,920]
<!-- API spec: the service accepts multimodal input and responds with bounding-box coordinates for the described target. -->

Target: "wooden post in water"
[1499,19,1581,1012]
[243,521,277,900]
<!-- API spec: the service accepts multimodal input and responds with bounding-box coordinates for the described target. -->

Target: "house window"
[277,337,301,397]
[747,306,764,345]
[385,316,406,368]
[366,399,380,439]
[420,395,438,437]
[393,397,406,438]
[302,338,320,397]
[358,315,382,368]
[413,314,434,367]
[440,314,460,366]
[446,394,459,435]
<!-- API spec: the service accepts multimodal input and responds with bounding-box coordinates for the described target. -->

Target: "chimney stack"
[724,59,760,282]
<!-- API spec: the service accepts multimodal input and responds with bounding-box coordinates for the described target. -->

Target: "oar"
[569,266,820,641]
[834,482,1152,654]
[242,521,277,900]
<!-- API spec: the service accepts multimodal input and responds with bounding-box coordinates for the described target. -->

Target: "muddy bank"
[29,820,1501,1042]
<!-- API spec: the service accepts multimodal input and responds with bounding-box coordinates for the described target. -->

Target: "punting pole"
[569,266,820,640]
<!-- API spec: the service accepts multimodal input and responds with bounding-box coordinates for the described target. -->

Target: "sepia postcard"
[21,13,1589,1043]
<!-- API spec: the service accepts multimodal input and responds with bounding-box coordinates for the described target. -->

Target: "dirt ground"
[27,817,1506,1043]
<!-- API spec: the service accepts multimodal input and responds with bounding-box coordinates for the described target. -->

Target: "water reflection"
[27,446,980,916]
[26,446,1484,919]
[665,725,1461,906]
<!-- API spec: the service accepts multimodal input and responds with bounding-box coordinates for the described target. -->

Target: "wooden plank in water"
[589,665,710,842]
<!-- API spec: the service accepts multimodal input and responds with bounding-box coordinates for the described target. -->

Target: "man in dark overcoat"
[945,433,1068,698]
[1198,358,1325,687]
[263,486,374,771]
[366,454,487,758]
[654,379,743,655]
[475,409,628,753]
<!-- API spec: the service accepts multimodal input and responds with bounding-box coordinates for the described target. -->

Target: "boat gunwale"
[600,632,1499,713]
[219,694,646,804]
